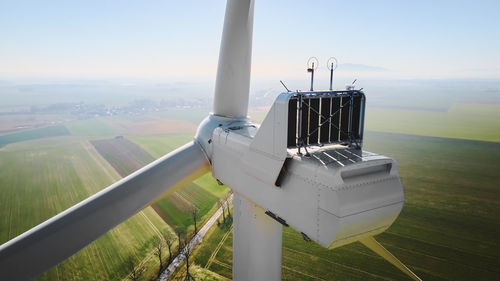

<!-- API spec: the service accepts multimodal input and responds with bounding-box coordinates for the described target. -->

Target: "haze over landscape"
[1,0,499,280]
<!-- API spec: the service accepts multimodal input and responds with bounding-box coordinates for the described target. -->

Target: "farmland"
[91,137,156,177]
[189,131,500,281]
[0,137,171,281]
[67,114,198,138]
[88,134,229,280]
[91,136,228,236]
[1,96,499,281]
[129,134,194,158]
[0,125,70,147]
[365,103,500,143]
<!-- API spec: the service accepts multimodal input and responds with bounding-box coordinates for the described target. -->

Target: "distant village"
[28,97,209,119]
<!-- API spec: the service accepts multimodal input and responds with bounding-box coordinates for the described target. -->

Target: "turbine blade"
[213,0,254,118]
[0,141,209,281]
[360,237,422,281]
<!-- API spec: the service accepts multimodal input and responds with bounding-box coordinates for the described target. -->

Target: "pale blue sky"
[1,0,499,80]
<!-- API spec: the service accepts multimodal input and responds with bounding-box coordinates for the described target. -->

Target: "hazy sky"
[1,0,499,80]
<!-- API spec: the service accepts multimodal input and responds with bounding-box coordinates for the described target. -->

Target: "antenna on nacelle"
[327,57,338,90]
[346,78,358,91]
[307,57,319,91]
[280,80,291,92]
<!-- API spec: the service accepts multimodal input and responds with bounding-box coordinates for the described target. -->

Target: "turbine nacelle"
[195,91,405,249]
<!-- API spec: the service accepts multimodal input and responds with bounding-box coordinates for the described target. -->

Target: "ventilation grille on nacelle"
[287,91,365,150]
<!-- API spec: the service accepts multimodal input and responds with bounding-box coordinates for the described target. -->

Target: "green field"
[153,183,221,231]
[190,132,500,281]
[66,118,121,137]
[129,134,194,158]
[0,138,170,281]
[365,103,500,143]
[0,125,70,147]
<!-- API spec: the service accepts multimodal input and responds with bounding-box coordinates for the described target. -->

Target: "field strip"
[385,231,499,259]
[377,241,500,274]
[175,191,195,208]
[282,233,380,261]
[211,259,231,270]
[282,265,326,281]
[205,225,233,269]
[140,211,163,237]
[283,247,393,281]
[8,208,12,239]
[388,217,500,248]
[84,141,120,181]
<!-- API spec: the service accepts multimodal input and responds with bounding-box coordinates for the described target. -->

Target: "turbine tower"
[0,1,421,280]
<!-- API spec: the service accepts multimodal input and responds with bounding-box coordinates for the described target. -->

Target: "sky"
[1,0,499,81]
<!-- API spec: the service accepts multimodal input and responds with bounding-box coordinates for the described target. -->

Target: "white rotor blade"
[213,0,254,118]
[360,237,422,281]
[0,141,209,281]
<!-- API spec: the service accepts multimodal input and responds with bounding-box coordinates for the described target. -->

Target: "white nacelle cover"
[209,92,404,249]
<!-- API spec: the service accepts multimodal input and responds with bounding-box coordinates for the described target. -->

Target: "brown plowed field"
[90,137,155,177]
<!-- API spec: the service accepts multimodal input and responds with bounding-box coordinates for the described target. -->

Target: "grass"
[187,132,500,281]
[0,138,170,281]
[0,125,70,147]
[194,173,228,198]
[365,103,500,143]
[129,134,194,158]
[169,264,230,281]
[153,183,221,232]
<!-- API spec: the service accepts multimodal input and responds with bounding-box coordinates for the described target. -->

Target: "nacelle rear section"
[281,148,404,248]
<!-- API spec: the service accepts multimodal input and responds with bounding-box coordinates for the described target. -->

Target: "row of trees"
[125,224,189,281]
[127,192,233,281]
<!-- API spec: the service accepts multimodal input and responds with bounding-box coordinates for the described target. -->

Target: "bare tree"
[163,232,174,266]
[153,237,164,277]
[224,192,232,217]
[218,199,226,224]
[175,226,186,255]
[182,238,195,281]
[127,256,145,281]
[191,206,199,236]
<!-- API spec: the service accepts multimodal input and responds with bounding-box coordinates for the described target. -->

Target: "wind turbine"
[0,1,421,280]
